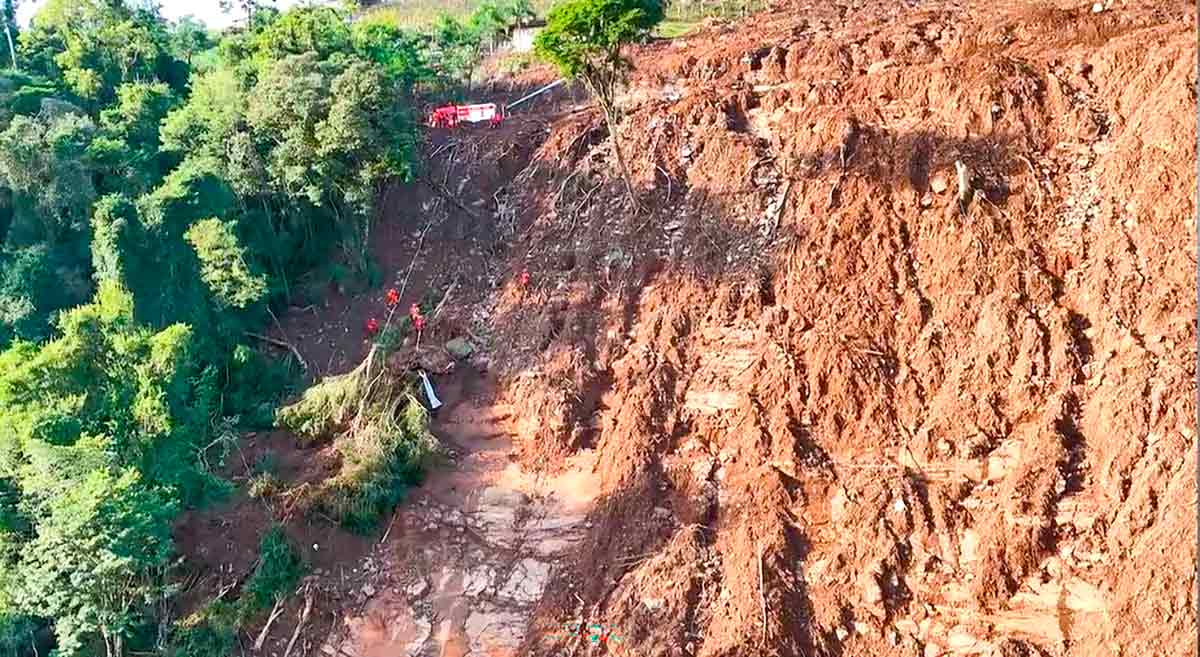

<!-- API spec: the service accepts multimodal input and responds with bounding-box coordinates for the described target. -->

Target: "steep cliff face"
[479,2,1196,656]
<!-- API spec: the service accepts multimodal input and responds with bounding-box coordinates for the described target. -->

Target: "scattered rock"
[930,173,949,194]
[361,583,376,598]
[830,487,849,523]
[480,486,529,508]
[867,59,892,75]
[498,559,551,603]
[860,569,884,616]
[464,565,496,596]
[465,609,525,654]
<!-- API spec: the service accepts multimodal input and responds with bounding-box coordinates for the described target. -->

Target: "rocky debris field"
[316,374,604,657]
[481,1,1197,656]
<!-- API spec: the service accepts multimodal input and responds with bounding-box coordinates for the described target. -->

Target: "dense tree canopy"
[0,282,212,657]
[0,0,544,652]
[0,1,463,655]
[18,0,186,108]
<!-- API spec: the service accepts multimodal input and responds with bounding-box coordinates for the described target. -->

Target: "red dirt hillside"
[475,1,1197,656]
[227,2,1196,657]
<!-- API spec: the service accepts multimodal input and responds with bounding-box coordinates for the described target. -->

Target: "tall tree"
[535,0,663,209]
[1,0,17,71]
[169,15,210,66]
[0,111,97,246]
[218,0,263,31]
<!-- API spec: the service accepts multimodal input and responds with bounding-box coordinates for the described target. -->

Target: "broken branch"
[253,596,289,651]
[245,332,308,372]
[421,175,482,221]
[758,545,768,645]
[430,281,459,322]
[282,586,313,657]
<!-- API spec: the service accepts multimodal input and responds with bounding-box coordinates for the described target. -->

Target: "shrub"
[276,348,438,532]
[248,473,282,499]
[238,526,305,621]
[224,344,301,430]
[320,397,436,532]
[166,601,238,657]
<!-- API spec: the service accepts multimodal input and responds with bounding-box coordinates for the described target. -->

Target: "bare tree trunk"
[601,106,639,210]
[2,18,16,71]
[583,71,640,211]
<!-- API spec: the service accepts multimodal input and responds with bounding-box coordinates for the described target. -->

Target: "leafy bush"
[0,111,97,247]
[0,245,90,345]
[223,345,301,430]
[185,218,268,311]
[496,51,538,75]
[320,397,435,532]
[276,349,438,532]
[166,600,238,657]
[367,0,539,87]
[167,527,301,656]
[238,525,305,620]
[276,364,372,443]
[248,473,282,499]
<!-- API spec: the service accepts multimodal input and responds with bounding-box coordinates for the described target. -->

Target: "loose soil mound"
[480,1,1196,656]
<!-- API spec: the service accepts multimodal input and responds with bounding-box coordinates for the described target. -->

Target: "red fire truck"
[427,103,503,129]
[426,80,565,130]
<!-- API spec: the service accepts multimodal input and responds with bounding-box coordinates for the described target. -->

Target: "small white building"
[506,22,545,53]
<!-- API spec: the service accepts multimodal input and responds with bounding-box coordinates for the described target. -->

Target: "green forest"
[0,0,533,655]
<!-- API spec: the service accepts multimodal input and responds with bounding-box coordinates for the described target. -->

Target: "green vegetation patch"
[277,348,438,533]
[166,526,304,657]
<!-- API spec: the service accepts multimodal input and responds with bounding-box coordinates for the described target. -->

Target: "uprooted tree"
[534,0,664,208]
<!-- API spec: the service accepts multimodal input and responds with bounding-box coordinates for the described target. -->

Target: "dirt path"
[317,368,606,657]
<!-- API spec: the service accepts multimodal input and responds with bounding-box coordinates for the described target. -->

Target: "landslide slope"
[481,1,1197,656]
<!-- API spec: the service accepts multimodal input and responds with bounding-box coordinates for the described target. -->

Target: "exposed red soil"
[174,2,1196,656]
[482,2,1197,656]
